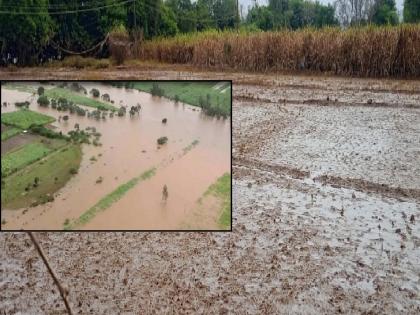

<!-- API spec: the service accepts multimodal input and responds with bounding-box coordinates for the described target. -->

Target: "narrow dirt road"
[1,67,419,314]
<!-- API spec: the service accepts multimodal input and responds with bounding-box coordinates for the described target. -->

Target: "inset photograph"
[1,81,232,231]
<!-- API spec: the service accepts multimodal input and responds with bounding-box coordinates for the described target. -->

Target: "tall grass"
[139,24,420,77]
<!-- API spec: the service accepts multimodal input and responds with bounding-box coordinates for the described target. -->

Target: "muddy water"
[1,83,231,230]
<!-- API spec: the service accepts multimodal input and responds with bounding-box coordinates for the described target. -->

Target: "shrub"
[14,101,30,108]
[109,24,130,65]
[69,168,78,175]
[157,136,168,145]
[37,86,44,95]
[151,83,164,96]
[37,95,49,107]
[90,88,100,97]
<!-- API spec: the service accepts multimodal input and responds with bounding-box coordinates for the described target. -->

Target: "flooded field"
[1,82,231,230]
[0,68,419,314]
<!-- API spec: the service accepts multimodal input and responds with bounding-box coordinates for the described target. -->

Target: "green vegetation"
[1,127,21,141]
[1,0,419,69]
[44,88,116,111]
[2,143,51,176]
[3,83,36,93]
[1,109,55,129]
[404,0,420,23]
[1,140,66,177]
[14,101,30,108]
[128,81,231,117]
[183,139,200,154]
[37,95,49,106]
[157,136,168,145]
[65,167,157,230]
[1,144,82,209]
[204,173,231,229]
[29,125,69,140]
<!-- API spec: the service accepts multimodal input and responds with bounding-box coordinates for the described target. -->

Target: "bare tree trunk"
[27,232,73,315]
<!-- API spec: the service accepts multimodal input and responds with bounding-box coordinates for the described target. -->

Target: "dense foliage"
[404,0,420,22]
[247,0,338,30]
[0,0,417,65]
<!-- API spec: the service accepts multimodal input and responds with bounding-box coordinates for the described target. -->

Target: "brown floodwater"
[1,82,231,230]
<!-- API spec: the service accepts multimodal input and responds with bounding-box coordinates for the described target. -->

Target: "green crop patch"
[204,173,231,229]
[1,144,82,209]
[1,109,55,129]
[44,87,117,111]
[129,81,231,117]
[1,127,21,141]
[1,142,53,177]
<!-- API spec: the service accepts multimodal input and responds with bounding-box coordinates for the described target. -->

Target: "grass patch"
[183,139,199,153]
[1,144,82,209]
[65,167,156,230]
[1,127,21,141]
[3,83,36,93]
[128,81,231,117]
[1,142,54,177]
[1,109,55,129]
[204,173,231,229]
[44,87,116,111]
[50,56,110,69]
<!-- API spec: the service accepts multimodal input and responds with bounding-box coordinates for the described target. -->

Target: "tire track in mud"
[233,156,309,180]
[314,174,420,202]
[235,80,420,96]
[234,95,420,109]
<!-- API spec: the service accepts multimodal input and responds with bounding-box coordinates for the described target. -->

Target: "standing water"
[1,82,231,230]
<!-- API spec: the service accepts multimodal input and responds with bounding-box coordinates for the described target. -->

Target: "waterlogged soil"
[1,68,419,314]
[1,83,231,230]
[1,133,39,156]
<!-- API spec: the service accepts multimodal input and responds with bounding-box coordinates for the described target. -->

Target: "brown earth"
[1,133,39,156]
[1,65,419,314]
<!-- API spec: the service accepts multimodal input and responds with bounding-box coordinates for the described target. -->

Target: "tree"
[371,0,399,25]
[37,87,45,95]
[62,115,69,121]
[0,0,54,65]
[37,95,50,107]
[157,136,168,145]
[404,0,420,22]
[335,0,376,26]
[167,0,196,33]
[247,5,274,30]
[90,89,100,97]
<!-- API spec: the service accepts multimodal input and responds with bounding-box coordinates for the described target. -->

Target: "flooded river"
[1,82,231,230]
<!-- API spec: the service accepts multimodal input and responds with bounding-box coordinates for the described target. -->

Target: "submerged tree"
[37,95,50,107]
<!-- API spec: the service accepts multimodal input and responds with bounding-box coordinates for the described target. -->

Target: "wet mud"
[1,68,419,314]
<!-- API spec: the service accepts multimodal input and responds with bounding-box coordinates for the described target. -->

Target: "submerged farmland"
[1,81,231,230]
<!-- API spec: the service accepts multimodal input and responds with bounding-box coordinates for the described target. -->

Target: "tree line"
[0,0,419,65]
[247,0,419,30]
